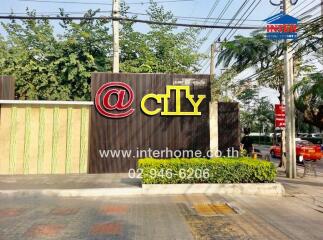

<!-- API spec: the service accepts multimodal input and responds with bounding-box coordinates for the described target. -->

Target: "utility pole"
[284,0,297,178]
[112,0,120,73]
[210,43,216,81]
[209,42,218,158]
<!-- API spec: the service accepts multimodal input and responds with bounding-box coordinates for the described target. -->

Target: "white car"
[304,133,322,138]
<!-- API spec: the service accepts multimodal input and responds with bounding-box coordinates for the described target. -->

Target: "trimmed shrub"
[138,157,277,184]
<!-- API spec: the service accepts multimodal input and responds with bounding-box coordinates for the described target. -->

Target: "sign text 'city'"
[95,82,206,118]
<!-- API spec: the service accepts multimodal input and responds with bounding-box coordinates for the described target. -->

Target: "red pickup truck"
[270,140,322,163]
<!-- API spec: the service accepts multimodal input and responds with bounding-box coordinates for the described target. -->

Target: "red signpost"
[275,104,286,128]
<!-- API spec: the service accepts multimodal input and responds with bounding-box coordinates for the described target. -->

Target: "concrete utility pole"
[210,43,216,81]
[284,0,297,178]
[209,42,219,157]
[112,0,120,73]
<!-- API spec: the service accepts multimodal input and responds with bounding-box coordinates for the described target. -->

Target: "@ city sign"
[95,82,206,119]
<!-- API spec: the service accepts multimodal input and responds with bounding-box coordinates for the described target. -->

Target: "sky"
[0,0,321,104]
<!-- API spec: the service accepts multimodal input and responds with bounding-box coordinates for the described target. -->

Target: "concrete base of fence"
[0,183,285,197]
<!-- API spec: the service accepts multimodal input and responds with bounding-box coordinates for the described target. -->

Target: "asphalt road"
[254,144,323,174]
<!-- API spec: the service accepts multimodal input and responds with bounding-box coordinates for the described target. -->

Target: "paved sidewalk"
[0,158,323,239]
[0,174,140,190]
[1,192,323,239]
[277,166,323,215]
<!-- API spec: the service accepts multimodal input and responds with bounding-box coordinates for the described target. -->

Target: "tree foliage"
[0,9,111,100]
[239,92,274,133]
[294,72,323,129]
[216,15,323,129]
[217,34,274,72]
[0,2,203,100]
[120,2,202,73]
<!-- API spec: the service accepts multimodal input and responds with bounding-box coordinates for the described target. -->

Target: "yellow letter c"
[141,94,162,115]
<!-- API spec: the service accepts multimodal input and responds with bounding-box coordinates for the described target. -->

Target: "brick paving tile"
[24,224,65,238]
[90,222,122,236]
[99,205,128,215]
[0,208,25,217]
[50,207,79,216]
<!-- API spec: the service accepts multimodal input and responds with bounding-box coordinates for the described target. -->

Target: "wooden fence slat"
[0,76,15,100]
[218,102,240,155]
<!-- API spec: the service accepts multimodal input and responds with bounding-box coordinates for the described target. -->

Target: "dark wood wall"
[218,102,240,154]
[0,76,15,100]
[90,73,211,173]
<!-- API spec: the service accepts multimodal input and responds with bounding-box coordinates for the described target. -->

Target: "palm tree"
[216,13,322,105]
[217,34,275,72]
[217,34,285,103]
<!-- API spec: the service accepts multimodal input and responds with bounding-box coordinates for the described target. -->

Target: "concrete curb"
[0,188,143,197]
[142,183,285,196]
[0,183,285,197]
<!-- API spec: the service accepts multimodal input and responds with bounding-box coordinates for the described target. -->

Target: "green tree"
[240,96,274,134]
[216,14,322,103]
[211,68,237,101]
[294,72,323,130]
[121,1,203,73]
[217,34,274,72]
[53,9,112,100]
[0,9,111,100]
[216,15,323,130]
[216,34,288,103]
[0,1,204,100]
[1,11,59,99]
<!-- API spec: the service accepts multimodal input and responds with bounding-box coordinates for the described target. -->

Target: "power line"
[201,3,279,71]
[236,47,322,84]
[200,6,321,73]
[124,11,264,24]
[294,1,323,18]
[196,0,220,37]
[202,0,220,23]
[226,0,262,40]
[198,0,234,50]
[200,0,260,71]
[0,15,263,29]
[19,0,193,5]
[211,14,323,78]
[224,0,258,40]
[0,10,265,22]
[197,0,235,63]
[216,0,251,41]
[289,0,314,14]
[0,11,112,17]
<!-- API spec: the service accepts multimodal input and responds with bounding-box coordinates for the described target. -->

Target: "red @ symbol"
[95,82,135,118]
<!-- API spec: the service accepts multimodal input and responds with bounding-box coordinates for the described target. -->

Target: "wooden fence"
[0,74,240,175]
[90,73,211,173]
[0,76,15,100]
[0,103,90,174]
[218,102,240,154]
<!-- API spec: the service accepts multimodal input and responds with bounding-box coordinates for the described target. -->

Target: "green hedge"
[138,157,277,184]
